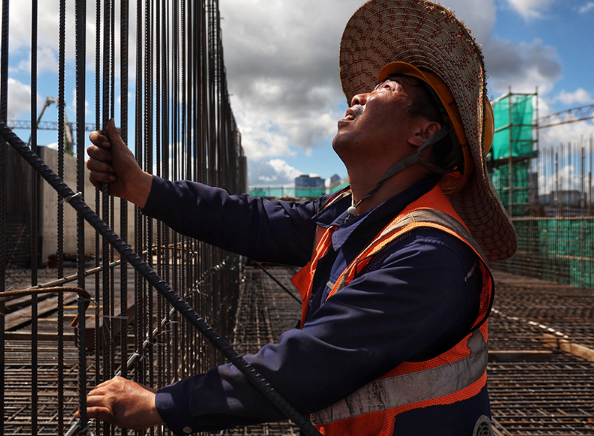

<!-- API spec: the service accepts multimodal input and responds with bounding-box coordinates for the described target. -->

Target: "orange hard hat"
[378,62,494,193]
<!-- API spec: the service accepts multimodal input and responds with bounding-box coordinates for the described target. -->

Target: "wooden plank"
[542,333,594,363]
[3,295,78,330]
[3,331,76,342]
[77,302,137,350]
[488,350,554,362]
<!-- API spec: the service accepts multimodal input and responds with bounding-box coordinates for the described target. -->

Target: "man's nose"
[350,92,368,107]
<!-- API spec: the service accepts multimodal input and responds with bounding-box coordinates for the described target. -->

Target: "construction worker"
[81,0,517,434]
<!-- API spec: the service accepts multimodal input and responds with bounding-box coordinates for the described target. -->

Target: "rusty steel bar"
[75,0,89,432]
[119,0,130,399]
[0,2,8,432]
[57,0,66,433]
[29,1,39,433]
[100,8,113,432]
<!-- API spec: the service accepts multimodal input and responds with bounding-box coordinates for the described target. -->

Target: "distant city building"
[295,174,325,198]
[329,174,341,186]
[329,174,349,192]
[539,190,588,217]
[539,190,582,207]
[295,174,325,189]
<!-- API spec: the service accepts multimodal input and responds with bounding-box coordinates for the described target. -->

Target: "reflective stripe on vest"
[291,186,494,436]
[312,329,487,424]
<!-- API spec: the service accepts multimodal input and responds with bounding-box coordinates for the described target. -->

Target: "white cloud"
[7,78,32,119]
[248,158,303,186]
[7,0,140,80]
[537,163,583,195]
[71,89,90,117]
[537,121,594,197]
[539,119,594,150]
[17,46,59,75]
[554,89,593,106]
[8,1,75,61]
[579,2,594,13]
[444,0,497,43]
[504,0,557,19]
[537,97,555,118]
[484,38,562,96]
[233,109,294,161]
[220,0,358,148]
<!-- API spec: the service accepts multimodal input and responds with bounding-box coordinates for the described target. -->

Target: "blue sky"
[490,1,593,104]
[5,0,594,188]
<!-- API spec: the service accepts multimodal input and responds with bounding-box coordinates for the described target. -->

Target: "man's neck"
[349,166,430,215]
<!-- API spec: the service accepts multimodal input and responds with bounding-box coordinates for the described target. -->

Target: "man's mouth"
[343,108,357,121]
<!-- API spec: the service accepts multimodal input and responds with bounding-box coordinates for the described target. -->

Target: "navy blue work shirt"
[143,176,490,435]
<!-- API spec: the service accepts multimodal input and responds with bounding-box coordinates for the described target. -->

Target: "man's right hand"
[75,376,163,430]
[87,118,152,208]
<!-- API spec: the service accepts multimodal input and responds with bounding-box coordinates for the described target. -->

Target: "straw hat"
[339,0,517,261]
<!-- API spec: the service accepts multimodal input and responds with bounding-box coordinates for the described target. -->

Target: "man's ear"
[408,120,442,147]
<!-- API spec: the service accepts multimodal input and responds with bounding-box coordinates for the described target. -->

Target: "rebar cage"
[0,1,247,434]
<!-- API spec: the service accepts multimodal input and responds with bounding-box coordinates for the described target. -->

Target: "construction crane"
[539,103,594,129]
[7,97,96,153]
[27,97,74,152]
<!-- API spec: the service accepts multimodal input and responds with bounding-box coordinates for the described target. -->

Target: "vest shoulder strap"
[382,208,488,262]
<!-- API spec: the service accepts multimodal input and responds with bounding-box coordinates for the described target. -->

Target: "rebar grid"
[225,265,302,436]
[489,272,594,435]
[1,1,246,435]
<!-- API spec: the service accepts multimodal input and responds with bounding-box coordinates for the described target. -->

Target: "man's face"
[332,75,423,164]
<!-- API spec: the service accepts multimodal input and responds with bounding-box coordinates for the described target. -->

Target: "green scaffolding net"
[489,93,538,216]
[507,219,594,289]
[491,160,530,216]
[491,93,538,161]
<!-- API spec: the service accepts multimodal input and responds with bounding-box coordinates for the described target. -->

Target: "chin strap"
[346,126,450,221]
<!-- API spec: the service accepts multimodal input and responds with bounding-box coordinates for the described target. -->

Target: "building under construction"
[0,1,593,435]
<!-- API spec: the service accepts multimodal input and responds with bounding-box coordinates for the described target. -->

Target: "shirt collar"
[314,178,436,252]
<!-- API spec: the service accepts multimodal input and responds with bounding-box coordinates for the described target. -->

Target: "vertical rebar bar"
[0,1,8,434]
[94,3,102,424]
[75,0,88,432]
[101,7,113,423]
[508,90,513,217]
[29,1,39,432]
[134,0,146,392]
[588,134,594,216]
[119,0,129,391]
[145,0,154,395]
[57,0,66,431]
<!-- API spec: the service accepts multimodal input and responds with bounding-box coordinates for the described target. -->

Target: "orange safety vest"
[291,186,494,436]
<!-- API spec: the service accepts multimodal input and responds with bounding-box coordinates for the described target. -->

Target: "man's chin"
[331,140,353,167]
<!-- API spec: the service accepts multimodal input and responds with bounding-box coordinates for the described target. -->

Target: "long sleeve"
[142,176,328,266]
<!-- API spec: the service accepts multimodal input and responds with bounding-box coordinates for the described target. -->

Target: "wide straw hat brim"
[339,0,517,261]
